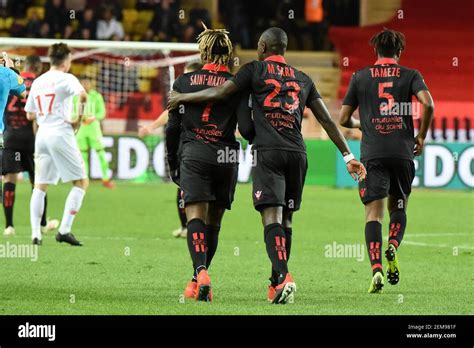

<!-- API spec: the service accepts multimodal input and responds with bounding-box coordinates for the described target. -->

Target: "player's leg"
[253,150,294,303]
[90,124,114,188]
[56,178,88,246]
[360,159,390,293]
[180,160,215,301]
[171,188,187,238]
[30,183,48,245]
[77,129,89,177]
[49,132,88,246]
[3,172,18,236]
[385,159,415,285]
[205,164,238,270]
[25,149,58,234]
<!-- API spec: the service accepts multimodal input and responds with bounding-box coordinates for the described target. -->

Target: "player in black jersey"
[339,29,434,293]
[2,55,58,239]
[166,26,252,302]
[169,27,366,304]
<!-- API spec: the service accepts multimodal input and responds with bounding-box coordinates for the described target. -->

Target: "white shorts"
[34,128,87,185]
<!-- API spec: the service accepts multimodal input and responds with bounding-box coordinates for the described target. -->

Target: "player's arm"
[308,97,366,181]
[339,105,361,129]
[339,72,360,129]
[25,87,37,121]
[7,65,26,99]
[71,91,88,130]
[236,92,255,143]
[138,109,169,138]
[411,71,434,156]
[165,78,183,184]
[414,90,434,156]
[168,80,238,110]
[168,63,254,110]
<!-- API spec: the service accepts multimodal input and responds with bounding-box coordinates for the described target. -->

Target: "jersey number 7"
[35,93,56,115]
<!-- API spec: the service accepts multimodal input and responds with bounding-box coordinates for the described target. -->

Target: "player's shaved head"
[257,27,288,61]
[24,55,42,75]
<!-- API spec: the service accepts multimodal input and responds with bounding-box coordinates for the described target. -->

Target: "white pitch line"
[409,233,472,237]
[403,240,474,250]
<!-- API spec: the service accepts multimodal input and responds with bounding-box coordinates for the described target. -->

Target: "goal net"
[2,38,205,182]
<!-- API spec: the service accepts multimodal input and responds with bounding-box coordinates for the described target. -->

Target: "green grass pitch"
[0,181,472,315]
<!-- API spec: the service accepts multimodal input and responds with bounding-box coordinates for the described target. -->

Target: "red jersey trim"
[264,55,287,64]
[374,58,398,65]
[21,71,36,79]
[202,64,229,72]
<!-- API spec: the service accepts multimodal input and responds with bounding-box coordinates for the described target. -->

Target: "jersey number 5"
[35,93,56,115]
[263,79,301,111]
[378,82,394,111]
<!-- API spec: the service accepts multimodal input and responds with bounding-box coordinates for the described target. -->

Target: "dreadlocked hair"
[197,23,233,66]
[370,28,406,57]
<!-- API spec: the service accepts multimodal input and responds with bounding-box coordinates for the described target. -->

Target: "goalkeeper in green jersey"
[74,76,115,189]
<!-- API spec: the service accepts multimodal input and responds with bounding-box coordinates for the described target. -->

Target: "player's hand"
[170,167,180,186]
[346,159,366,182]
[82,116,96,125]
[414,134,425,156]
[0,56,14,68]
[167,90,182,110]
[138,125,152,138]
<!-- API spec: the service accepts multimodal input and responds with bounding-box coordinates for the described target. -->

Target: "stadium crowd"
[1,0,359,50]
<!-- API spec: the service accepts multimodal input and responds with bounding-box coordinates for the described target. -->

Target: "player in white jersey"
[25,43,88,246]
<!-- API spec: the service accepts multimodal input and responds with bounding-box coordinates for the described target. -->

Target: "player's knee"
[3,173,18,183]
[74,178,89,191]
[282,211,293,228]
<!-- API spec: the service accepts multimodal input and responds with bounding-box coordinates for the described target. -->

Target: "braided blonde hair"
[197,23,233,65]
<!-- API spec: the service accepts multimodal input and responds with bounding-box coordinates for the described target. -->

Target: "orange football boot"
[183,281,197,299]
[195,270,212,302]
[267,285,276,302]
[272,273,296,304]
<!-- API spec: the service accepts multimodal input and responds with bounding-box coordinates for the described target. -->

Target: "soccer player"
[0,53,26,205]
[139,62,203,239]
[2,55,59,237]
[166,26,251,301]
[25,43,89,246]
[168,27,366,304]
[74,75,115,189]
[339,29,434,293]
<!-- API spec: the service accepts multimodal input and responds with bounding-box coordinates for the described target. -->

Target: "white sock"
[30,188,46,240]
[59,187,86,235]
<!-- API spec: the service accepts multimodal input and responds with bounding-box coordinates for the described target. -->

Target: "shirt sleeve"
[305,77,322,106]
[24,84,37,113]
[8,68,26,97]
[66,74,85,96]
[342,72,359,107]
[411,70,429,95]
[230,62,254,91]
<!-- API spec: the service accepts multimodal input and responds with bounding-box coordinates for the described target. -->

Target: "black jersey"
[167,64,249,168]
[231,55,321,153]
[342,58,429,161]
[4,71,35,149]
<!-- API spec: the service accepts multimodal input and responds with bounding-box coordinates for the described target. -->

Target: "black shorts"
[359,158,415,204]
[252,150,308,211]
[2,148,35,177]
[180,160,238,210]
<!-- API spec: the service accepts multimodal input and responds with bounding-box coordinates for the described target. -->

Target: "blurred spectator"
[219,1,251,48]
[96,6,124,40]
[183,0,211,42]
[149,0,180,42]
[305,0,327,50]
[45,0,70,38]
[25,9,42,38]
[136,0,161,10]
[277,0,303,50]
[65,0,86,11]
[79,7,97,39]
[4,0,32,18]
[39,22,51,38]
